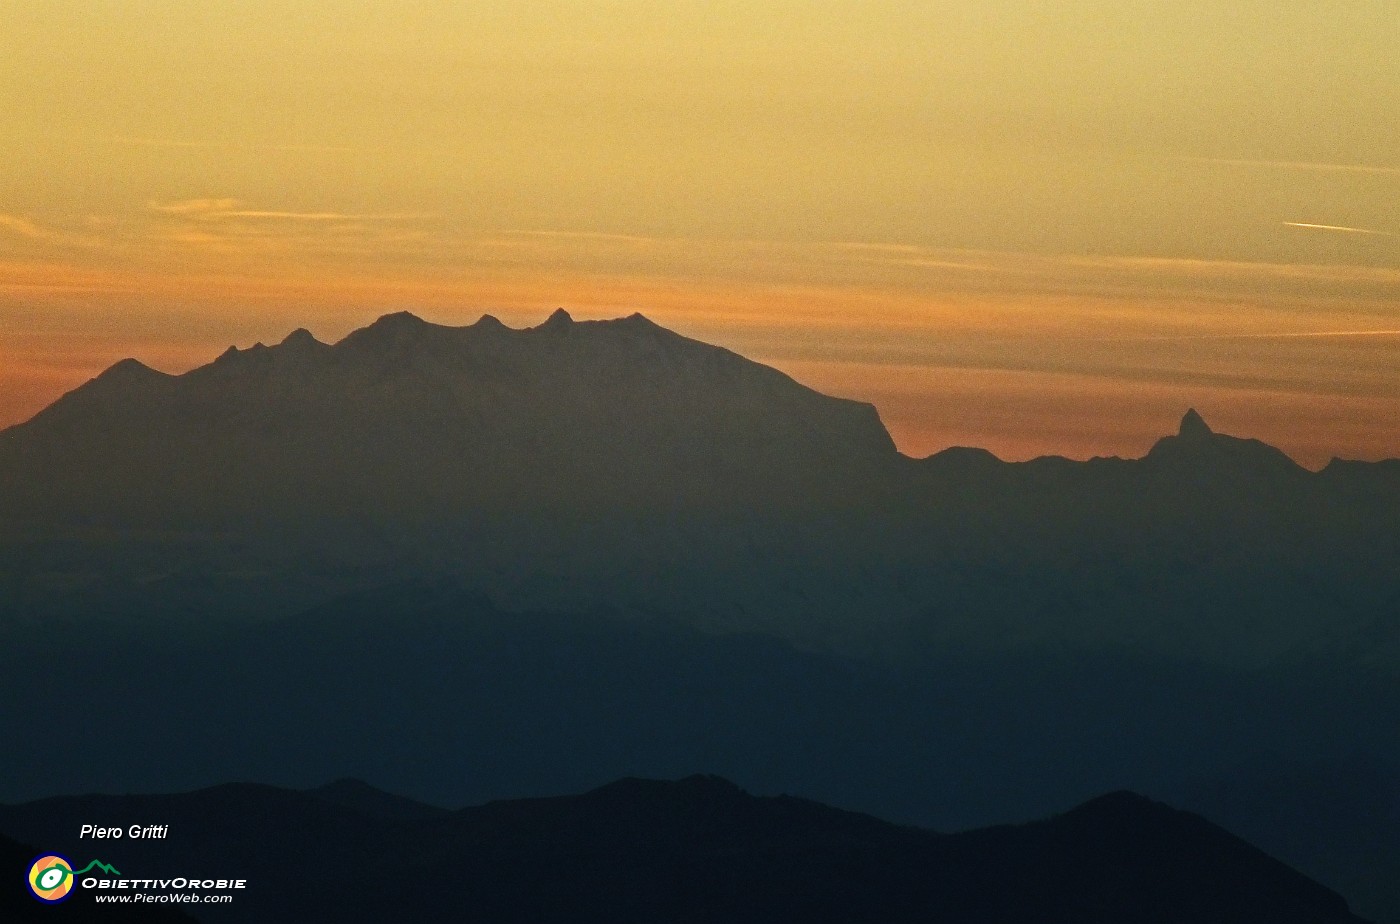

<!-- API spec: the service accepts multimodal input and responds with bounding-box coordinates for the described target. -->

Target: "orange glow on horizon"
[2,1,1396,468]
[3,246,1395,470]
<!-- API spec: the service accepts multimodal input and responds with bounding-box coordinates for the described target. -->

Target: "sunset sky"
[2,2,1396,466]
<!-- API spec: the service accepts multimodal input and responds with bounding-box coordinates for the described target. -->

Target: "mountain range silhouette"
[1,310,1394,661]
[2,310,1398,921]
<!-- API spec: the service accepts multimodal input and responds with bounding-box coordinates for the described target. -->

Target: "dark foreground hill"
[0,776,1368,924]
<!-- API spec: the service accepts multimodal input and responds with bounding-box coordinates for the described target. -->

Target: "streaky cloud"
[0,214,59,240]
[219,209,431,222]
[501,229,659,245]
[150,198,242,215]
[150,198,431,222]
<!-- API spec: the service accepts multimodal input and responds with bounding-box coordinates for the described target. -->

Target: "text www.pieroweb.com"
[94,891,235,905]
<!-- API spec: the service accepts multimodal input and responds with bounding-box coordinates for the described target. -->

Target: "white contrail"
[1283,222,1392,236]
[1078,329,1400,344]
[1180,156,1400,176]
[112,136,356,154]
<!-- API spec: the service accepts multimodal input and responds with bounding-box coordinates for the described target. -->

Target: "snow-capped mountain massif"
[1,309,893,523]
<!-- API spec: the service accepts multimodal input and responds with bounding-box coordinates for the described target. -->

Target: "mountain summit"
[0,311,896,529]
[1178,407,1212,440]
[1145,407,1303,476]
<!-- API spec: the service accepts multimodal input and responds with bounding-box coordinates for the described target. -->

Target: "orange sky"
[2,3,1397,467]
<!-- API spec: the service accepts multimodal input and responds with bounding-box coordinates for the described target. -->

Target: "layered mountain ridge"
[3,312,1398,919]
[0,310,1395,664]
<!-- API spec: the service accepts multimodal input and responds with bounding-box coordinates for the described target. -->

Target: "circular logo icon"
[27,854,76,903]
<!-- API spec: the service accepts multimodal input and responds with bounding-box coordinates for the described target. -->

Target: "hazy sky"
[2,2,1396,465]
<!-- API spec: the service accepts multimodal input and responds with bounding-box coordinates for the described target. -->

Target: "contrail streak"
[1283,222,1392,236]
[1180,156,1400,176]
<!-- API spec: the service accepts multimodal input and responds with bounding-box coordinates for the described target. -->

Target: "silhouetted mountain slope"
[1181,757,1400,924]
[0,777,1367,923]
[948,789,1358,923]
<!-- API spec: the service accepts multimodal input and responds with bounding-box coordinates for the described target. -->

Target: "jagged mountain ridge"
[0,310,1396,663]
[0,309,894,528]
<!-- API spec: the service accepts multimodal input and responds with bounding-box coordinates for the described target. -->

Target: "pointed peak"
[922,446,1003,467]
[336,310,438,353]
[370,310,427,328]
[542,307,574,328]
[1146,411,1305,473]
[210,342,272,367]
[280,327,322,348]
[1053,791,1184,829]
[95,357,161,381]
[1178,408,1212,439]
[601,311,672,338]
[473,313,507,330]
